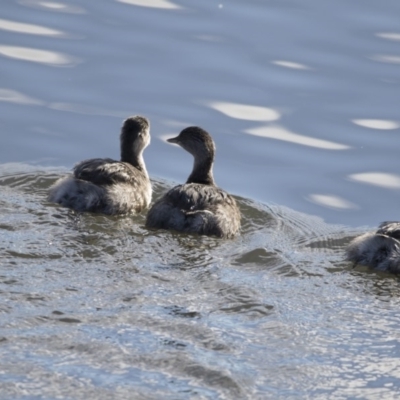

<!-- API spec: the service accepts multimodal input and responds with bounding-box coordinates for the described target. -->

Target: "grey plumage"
[146,126,241,238]
[48,115,151,214]
[346,221,400,273]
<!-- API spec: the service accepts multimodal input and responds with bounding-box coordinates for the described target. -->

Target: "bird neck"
[186,156,215,185]
[121,149,147,175]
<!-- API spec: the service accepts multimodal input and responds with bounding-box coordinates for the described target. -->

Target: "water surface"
[1,0,400,398]
[1,0,400,225]
[2,166,400,399]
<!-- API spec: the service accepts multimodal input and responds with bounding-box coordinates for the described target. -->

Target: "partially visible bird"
[346,221,400,273]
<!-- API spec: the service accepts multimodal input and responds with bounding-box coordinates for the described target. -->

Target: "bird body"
[48,116,151,215]
[146,126,240,238]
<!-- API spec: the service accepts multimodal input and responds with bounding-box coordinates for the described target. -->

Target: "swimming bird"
[346,221,400,273]
[48,115,151,214]
[146,126,241,238]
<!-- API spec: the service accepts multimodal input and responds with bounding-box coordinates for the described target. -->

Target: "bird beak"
[167,136,179,144]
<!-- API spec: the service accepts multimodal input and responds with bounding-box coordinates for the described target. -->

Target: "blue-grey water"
[1,1,400,399]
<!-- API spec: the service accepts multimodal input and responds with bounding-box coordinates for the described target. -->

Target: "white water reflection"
[0,18,63,36]
[49,102,127,117]
[352,119,399,130]
[17,0,85,13]
[371,55,400,65]
[245,125,349,150]
[349,173,400,189]
[0,91,130,117]
[116,0,182,10]
[0,88,43,106]
[0,45,78,66]
[272,60,312,70]
[308,194,357,210]
[207,101,281,122]
[376,32,400,42]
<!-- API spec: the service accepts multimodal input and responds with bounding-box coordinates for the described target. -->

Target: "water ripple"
[245,125,350,150]
[348,172,400,189]
[1,165,400,399]
[0,18,64,36]
[352,119,399,130]
[18,0,86,14]
[0,88,43,105]
[116,0,182,10]
[272,60,313,70]
[0,45,79,66]
[207,101,281,122]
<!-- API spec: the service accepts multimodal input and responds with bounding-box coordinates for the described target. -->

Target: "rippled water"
[2,166,400,399]
[2,0,400,398]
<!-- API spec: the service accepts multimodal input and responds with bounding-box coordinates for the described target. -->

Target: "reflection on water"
[49,102,127,117]
[0,45,79,66]
[308,193,357,210]
[0,88,43,105]
[349,172,400,189]
[272,60,313,70]
[207,101,281,122]
[0,18,64,36]
[1,166,400,398]
[17,0,86,13]
[371,55,400,65]
[352,119,399,130]
[17,0,85,14]
[2,0,400,397]
[116,0,182,10]
[245,125,350,150]
[0,89,125,117]
[376,32,400,42]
